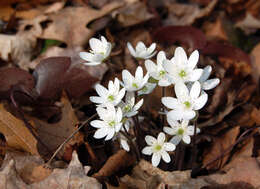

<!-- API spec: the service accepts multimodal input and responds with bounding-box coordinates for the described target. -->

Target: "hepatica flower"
[127,41,157,60]
[90,78,125,107]
[199,65,220,91]
[162,81,208,120]
[90,104,122,140]
[164,119,200,145]
[138,82,157,96]
[163,47,203,84]
[119,92,143,117]
[79,36,112,66]
[122,66,149,91]
[142,132,176,167]
[145,51,171,87]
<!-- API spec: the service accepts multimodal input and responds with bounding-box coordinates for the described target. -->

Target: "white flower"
[162,81,208,120]
[163,47,203,84]
[138,82,157,96]
[142,132,176,167]
[199,65,220,91]
[90,104,122,140]
[79,36,112,66]
[164,119,200,145]
[145,51,171,87]
[119,92,143,117]
[122,66,149,91]
[127,41,156,59]
[90,78,125,106]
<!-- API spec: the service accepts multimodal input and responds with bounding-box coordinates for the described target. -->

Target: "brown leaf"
[235,13,260,34]
[0,104,39,155]
[251,108,260,125]
[203,126,240,170]
[94,150,136,178]
[29,92,78,156]
[38,2,123,46]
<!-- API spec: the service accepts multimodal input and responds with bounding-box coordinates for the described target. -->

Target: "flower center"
[108,95,115,101]
[132,83,139,89]
[159,70,166,77]
[177,128,184,135]
[109,121,115,127]
[184,101,191,108]
[124,105,131,112]
[154,144,162,152]
[179,70,187,78]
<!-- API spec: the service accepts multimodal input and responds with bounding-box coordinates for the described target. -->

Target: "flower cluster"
[79,36,220,167]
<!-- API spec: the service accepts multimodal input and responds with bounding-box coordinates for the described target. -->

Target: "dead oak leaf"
[202,126,240,170]
[39,2,124,46]
[0,104,39,155]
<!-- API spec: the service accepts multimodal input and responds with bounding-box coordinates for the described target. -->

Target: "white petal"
[161,151,171,163]
[89,38,103,52]
[94,128,108,139]
[186,126,195,135]
[142,146,153,155]
[121,139,130,151]
[126,91,135,106]
[96,107,107,119]
[157,51,166,65]
[116,108,123,123]
[116,88,126,104]
[200,65,212,82]
[152,153,161,167]
[145,51,157,59]
[89,96,104,104]
[158,79,171,87]
[115,123,122,132]
[202,78,220,90]
[135,66,143,81]
[105,129,115,140]
[127,42,136,57]
[157,132,166,144]
[163,142,176,151]
[167,116,179,127]
[189,69,203,82]
[108,80,114,92]
[170,136,182,145]
[104,43,112,58]
[136,41,146,52]
[167,110,184,120]
[190,81,201,99]
[133,99,143,111]
[145,60,157,73]
[100,36,107,44]
[188,50,199,69]
[163,127,175,135]
[79,52,94,61]
[95,84,108,97]
[174,47,187,65]
[175,82,189,100]
[122,70,134,86]
[193,93,208,110]
[182,135,191,144]
[182,110,196,120]
[145,135,156,145]
[147,43,156,54]
[83,62,101,66]
[162,97,179,110]
[90,120,105,128]
[163,59,175,74]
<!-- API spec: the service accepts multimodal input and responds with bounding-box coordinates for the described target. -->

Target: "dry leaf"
[235,13,260,34]
[29,92,78,156]
[251,42,260,76]
[0,104,39,155]
[120,160,209,189]
[0,151,102,189]
[37,2,123,46]
[203,126,240,170]
[204,17,228,40]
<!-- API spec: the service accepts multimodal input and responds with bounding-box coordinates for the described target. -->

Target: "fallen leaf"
[203,126,240,170]
[29,92,78,157]
[38,2,123,46]
[235,13,260,34]
[251,42,260,76]
[0,151,102,189]
[0,104,39,155]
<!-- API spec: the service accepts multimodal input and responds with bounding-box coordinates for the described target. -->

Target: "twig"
[46,113,97,165]
[191,119,198,168]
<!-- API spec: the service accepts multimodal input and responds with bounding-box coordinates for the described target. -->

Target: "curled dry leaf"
[0,151,102,189]
[202,126,240,170]
[0,104,39,155]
